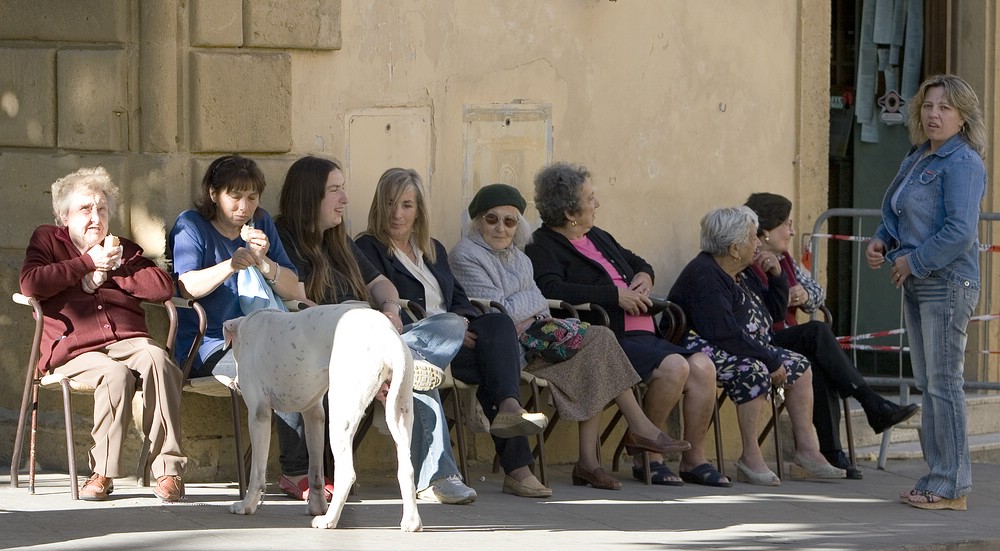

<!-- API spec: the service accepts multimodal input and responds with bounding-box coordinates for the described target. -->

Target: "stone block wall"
[0,0,345,483]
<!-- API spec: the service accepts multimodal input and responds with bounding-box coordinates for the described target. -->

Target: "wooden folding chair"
[9,293,181,499]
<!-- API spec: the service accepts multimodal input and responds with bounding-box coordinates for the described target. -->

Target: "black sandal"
[633,461,684,486]
[679,462,733,487]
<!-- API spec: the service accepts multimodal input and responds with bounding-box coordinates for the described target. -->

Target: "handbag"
[519,317,590,363]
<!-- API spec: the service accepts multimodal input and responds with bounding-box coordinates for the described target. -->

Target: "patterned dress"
[682,275,810,405]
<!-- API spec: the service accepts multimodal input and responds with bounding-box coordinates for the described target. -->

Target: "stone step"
[840,391,1000,449]
[775,391,1000,454]
[855,431,1000,464]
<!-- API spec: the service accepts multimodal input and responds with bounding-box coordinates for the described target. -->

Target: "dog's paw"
[307,502,327,516]
[311,515,337,529]
[401,517,423,532]
[229,502,251,515]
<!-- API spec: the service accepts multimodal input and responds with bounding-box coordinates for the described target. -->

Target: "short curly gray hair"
[51,166,119,224]
[534,162,591,228]
[700,205,758,256]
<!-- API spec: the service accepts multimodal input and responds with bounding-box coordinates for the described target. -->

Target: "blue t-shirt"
[167,208,297,372]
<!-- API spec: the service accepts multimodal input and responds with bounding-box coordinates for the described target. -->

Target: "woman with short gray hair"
[668,206,844,485]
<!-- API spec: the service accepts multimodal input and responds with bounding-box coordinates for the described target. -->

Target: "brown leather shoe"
[80,473,114,501]
[154,475,184,502]
[571,464,622,490]
[624,431,691,456]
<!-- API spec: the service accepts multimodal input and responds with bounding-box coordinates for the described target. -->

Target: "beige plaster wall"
[0,0,840,480]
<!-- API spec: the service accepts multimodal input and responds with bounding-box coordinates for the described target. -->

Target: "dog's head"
[222,316,245,359]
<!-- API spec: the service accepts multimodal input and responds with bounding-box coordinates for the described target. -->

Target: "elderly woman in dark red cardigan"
[524,162,727,487]
[20,166,185,502]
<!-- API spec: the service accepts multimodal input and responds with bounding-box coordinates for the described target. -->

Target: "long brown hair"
[362,167,436,263]
[275,156,370,304]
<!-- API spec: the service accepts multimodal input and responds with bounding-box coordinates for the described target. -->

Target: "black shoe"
[868,402,920,434]
[823,450,863,480]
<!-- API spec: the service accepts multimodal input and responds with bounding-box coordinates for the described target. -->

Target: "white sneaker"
[416,474,477,504]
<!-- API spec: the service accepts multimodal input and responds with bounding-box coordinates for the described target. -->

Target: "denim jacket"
[873,134,986,288]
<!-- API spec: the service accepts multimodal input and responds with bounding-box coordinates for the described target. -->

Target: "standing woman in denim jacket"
[866,74,987,511]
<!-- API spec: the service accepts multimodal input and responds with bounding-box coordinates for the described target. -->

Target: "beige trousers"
[54,337,186,479]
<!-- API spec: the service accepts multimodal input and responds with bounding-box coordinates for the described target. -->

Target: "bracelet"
[265,262,280,285]
[381,299,402,313]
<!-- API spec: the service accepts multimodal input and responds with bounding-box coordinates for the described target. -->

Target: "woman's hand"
[890,255,912,288]
[618,287,653,316]
[753,250,782,276]
[866,238,886,269]
[243,227,270,258]
[462,330,478,349]
[228,247,259,273]
[381,308,404,333]
[81,271,106,293]
[86,242,122,272]
[628,272,653,296]
[788,283,809,309]
[769,365,788,388]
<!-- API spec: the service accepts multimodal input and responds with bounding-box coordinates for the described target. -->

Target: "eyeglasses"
[483,212,519,228]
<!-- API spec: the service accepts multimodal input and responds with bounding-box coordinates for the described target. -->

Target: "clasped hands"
[229,227,271,273]
[865,238,910,288]
[619,272,654,316]
[82,240,123,293]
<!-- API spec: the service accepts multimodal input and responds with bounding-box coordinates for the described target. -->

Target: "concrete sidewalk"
[1,459,998,551]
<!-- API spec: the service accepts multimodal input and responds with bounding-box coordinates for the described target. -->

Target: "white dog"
[222,303,422,531]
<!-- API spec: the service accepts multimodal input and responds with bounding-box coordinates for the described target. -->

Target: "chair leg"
[842,397,857,467]
[135,439,151,488]
[10,366,38,489]
[600,409,624,472]
[59,380,79,500]
[712,395,725,478]
[770,389,783,480]
[445,387,470,483]
[529,381,548,486]
[228,389,247,499]
[28,384,40,496]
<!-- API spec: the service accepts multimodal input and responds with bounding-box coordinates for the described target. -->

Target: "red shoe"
[278,474,334,502]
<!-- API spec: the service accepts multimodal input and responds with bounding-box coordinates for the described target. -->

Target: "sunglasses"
[483,212,519,228]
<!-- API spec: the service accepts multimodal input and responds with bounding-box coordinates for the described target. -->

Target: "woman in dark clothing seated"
[355,167,551,498]
[668,205,845,485]
[524,162,727,487]
[745,192,919,479]
[273,156,476,506]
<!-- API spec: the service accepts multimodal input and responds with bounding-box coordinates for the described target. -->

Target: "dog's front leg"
[302,402,329,516]
[230,395,271,515]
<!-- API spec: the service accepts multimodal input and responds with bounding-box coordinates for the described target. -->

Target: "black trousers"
[450,312,534,474]
[771,320,875,453]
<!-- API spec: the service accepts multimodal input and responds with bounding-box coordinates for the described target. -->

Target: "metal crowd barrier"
[806,208,1000,468]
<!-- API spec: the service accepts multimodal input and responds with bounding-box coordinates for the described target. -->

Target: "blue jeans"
[904,276,978,499]
[400,313,467,490]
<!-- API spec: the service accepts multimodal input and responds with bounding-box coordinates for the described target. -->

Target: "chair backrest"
[650,298,687,344]
[546,299,610,326]
[14,292,180,378]
[170,297,206,381]
[12,293,44,383]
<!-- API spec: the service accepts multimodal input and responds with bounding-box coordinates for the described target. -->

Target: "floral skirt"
[681,331,810,405]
